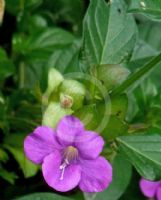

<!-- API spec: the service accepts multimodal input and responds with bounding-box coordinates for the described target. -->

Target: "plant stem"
[110,52,161,97]
[19,61,25,88]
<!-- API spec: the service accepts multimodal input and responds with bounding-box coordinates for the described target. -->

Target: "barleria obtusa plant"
[0,0,161,199]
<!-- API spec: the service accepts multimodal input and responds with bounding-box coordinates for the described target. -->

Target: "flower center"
[59,146,78,180]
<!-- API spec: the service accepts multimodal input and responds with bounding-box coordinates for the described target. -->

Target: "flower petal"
[42,151,81,192]
[24,126,60,164]
[75,131,104,159]
[139,178,161,198]
[157,186,161,200]
[79,156,112,193]
[56,116,84,146]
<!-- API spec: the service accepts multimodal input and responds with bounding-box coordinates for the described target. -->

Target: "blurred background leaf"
[14,192,74,200]
[95,154,132,200]
[127,0,161,21]
[4,133,39,178]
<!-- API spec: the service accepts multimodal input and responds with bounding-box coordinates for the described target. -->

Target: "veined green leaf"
[83,0,136,66]
[117,135,161,180]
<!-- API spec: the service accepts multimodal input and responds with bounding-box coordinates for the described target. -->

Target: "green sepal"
[42,102,73,128]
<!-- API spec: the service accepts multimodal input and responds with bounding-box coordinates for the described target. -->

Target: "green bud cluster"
[42,68,86,128]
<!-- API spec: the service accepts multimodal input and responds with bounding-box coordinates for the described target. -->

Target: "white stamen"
[60,165,65,180]
[59,159,69,180]
[65,158,69,165]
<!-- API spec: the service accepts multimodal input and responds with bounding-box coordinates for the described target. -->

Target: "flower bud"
[60,93,73,108]
[96,64,130,91]
[59,79,86,110]
[42,102,73,128]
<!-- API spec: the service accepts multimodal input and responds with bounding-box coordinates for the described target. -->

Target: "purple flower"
[24,116,112,192]
[140,178,161,200]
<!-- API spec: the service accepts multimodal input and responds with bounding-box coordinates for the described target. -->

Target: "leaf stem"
[110,52,161,97]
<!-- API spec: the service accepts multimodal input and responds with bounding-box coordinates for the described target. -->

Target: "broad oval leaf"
[117,135,161,180]
[82,0,137,66]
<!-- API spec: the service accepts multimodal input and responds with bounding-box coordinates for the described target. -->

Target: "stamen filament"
[59,146,78,181]
[59,159,69,180]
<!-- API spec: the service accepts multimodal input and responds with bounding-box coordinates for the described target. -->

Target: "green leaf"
[134,78,158,111]
[95,154,132,200]
[41,0,84,34]
[111,52,161,96]
[13,28,75,89]
[5,145,39,178]
[17,14,48,34]
[47,39,81,74]
[6,0,43,15]
[138,22,161,52]
[76,102,128,141]
[4,134,39,178]
[0,167,17,184]
[130,21,161,68]
[13,28,74,61]
[131,40,158,61]
[0,148,9,163]
[75,104,99,131]
[102,115,128,141]
[117,135,161,180]
[0,48,15,82]
[110,94,128,120]
[128,0,161,21]
[0,94,8,133]
[14,193,74,200]
[83,0,136,66]
[96,102,128,140]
